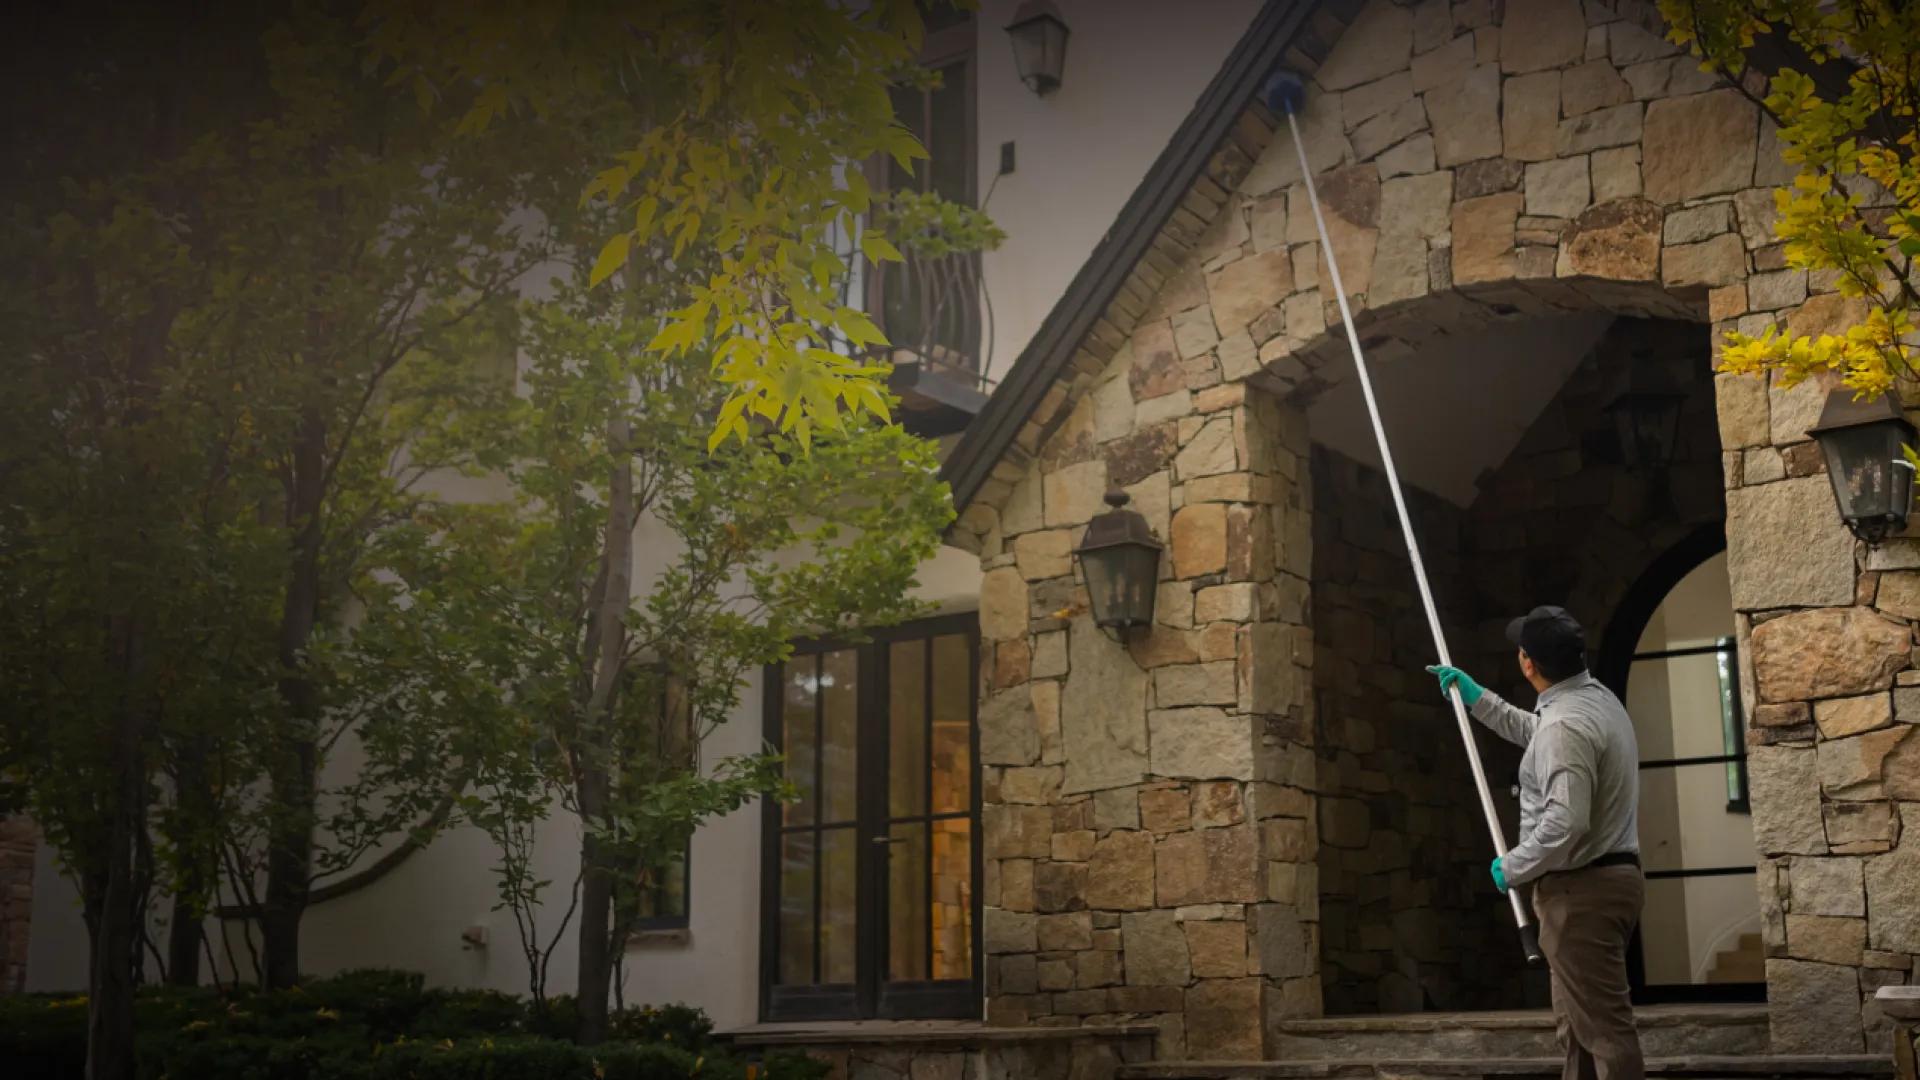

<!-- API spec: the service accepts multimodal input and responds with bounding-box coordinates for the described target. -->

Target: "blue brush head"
[1260,69,1308,116]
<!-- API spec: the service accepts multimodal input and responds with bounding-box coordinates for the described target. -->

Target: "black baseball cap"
[1505,605,1587,670]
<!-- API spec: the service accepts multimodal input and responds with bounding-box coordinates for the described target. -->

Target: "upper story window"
[888,3,975,209]
[869,1,991,430]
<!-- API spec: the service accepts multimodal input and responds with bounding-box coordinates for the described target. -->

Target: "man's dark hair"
[1524,644,1587,684]
[1507,606,1588,684]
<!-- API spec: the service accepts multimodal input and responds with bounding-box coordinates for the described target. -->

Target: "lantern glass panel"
[1819,422,1909,525]
[1082,544,1160,629]
[1009,15,1068,94]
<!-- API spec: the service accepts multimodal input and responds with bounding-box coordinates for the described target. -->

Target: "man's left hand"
[1490,857,1509,894]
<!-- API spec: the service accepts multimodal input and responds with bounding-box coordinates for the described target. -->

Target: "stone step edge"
[1273,1007,1769,1035]
[1118,1056,1892,1079]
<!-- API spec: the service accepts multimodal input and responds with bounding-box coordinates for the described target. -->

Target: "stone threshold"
[1119,1055,1893,1079]
[1273,1005,1769,1035]
[723,1020,1158,1049]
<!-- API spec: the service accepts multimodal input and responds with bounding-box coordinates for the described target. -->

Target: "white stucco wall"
[974,0,1263,380]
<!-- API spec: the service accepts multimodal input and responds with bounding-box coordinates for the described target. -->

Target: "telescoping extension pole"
[1261,69,1544,967]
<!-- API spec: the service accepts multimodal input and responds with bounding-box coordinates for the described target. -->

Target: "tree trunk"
[574,417,633,1046]
[86,622,146,1080]
[165,737,214,987]
[263,408,326,988]
[166,892,201,988]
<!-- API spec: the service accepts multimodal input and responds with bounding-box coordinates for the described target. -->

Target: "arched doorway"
[1599,525,1765,1005]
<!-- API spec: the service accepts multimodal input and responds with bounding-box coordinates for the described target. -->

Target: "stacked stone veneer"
[1312,448,1527,1016]
[951,0,1917,1056]
[977,384,1320,1060]
[0,817,35,994]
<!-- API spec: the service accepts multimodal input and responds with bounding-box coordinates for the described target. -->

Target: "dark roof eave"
[938,0,1319,513]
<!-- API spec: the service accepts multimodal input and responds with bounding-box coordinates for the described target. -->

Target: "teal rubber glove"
[1426,665,1484,706]
[1490,857,1509,894]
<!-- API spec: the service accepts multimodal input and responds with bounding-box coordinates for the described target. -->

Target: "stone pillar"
[0,816,37,994]
[1718,291,1919,1052]
[974,353,1316,1057]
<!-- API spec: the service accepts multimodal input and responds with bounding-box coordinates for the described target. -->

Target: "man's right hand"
[1426,665,1484,706]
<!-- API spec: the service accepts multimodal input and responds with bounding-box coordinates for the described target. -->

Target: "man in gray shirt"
[1428,606,1644,1080]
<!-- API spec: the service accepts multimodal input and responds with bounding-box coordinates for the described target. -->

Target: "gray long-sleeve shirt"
[1470,672,1641,885]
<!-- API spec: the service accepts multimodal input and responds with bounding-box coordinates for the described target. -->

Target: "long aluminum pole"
[1281,105,1543,966]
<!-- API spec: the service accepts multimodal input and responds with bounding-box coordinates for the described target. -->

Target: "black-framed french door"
[759,613,982,1022]
[1623,634,1765,1004]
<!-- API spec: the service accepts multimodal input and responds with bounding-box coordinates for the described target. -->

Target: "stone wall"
[976,375,1321,1058]
[1311,449,1530,1015]
[0,817,36,994]
[950,0,1920,1050]
[1721,317,1920,1049]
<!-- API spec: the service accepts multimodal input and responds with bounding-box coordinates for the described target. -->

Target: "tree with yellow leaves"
[1659,1,1920,408]
[365,0,959,448]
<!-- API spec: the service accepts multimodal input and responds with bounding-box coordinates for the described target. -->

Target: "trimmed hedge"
[0,970,826,1080]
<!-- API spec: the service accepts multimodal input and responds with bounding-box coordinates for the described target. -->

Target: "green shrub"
[607,1003,714,1050]
[0,994,88,1080]
[0,972,810,1080]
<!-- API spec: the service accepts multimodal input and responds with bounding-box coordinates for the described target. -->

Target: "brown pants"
[1533,862,1646,1080]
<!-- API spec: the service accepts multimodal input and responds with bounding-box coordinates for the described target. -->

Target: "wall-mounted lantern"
[1808,388,1917,542]
[1603,364,1687,471]
[1075,490,1161,634]
[1006,0,1070,97]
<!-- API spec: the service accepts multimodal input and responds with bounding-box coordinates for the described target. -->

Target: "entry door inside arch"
[1623,551,1763,1000]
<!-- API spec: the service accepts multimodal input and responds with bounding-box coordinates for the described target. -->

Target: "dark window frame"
[632,851,691,933]
[757,612,983,1023]
[627,669,695,934]
[864,5,985,381]
[1628,637,1751,814]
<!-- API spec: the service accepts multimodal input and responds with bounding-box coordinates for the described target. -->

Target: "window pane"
[821,649,860,825]
[888,822,928,982]
[1627,652,1733,762]
[888,84,925,194]
[637,852,687,924]
[890,640,928,818]
[928,60,970,206]
[1641,873,1761,986]
[931,817,973,980]
[931,634,971,814]
[1639,762,1759,874]
[783,658,818,826]
[778,832,816,985]
[820,827,859,985]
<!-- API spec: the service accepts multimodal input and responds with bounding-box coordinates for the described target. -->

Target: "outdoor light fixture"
[1603,363,1687,471]
[1006,0,1070,96]
[1808,388,1917,542]
[1075,490,1162,635]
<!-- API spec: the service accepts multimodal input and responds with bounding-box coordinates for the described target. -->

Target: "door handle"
[871,835,909,845]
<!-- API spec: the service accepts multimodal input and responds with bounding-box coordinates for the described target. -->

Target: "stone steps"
[1118,1055,1893,1080]
[1262,1005,1772,1061]
[1706,935,1767,985]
